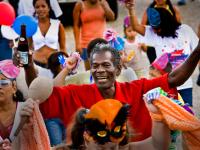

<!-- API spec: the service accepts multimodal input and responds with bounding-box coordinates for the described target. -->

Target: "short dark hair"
[47,52,68,78]
[87,38,108,58]
[90,44,121,67]
[13,89,24,102]
[33,0,56,18]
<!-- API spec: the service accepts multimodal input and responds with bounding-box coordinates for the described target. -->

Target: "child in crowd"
[148,53,186,150]
[103,29,138,82]
[123,16,148,78]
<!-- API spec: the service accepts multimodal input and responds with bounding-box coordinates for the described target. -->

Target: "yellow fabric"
[177,93,185,104]
[154,4,173,16]
[151,95,200,150]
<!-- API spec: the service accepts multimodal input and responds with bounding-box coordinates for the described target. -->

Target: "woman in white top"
[18,0,63,18]
[125,0,199,106]
[30,0,66,68]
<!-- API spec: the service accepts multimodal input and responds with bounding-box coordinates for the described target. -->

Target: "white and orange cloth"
[10,102,51,150]
[151,95,200,149]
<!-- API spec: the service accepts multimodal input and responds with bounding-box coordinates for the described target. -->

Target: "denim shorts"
[81,48,88,61]
[178,88,193,106]
[45,118,66,146]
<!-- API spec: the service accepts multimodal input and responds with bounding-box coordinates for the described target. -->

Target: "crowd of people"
[0,0,200,149]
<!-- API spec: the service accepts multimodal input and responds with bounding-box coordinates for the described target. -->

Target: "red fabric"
[40,74,176,141]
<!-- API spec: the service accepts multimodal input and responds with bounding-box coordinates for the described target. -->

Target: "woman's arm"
[73,2,82,54]
[168,40,200,87]
[54,55,79,86]
[126,0,146,36]
[141,10,148,25]
[173,6,181,23]
[58,23,67,54]
[100,0,115,21]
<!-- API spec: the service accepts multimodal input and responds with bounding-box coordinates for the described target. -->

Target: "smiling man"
[39,40,200,142]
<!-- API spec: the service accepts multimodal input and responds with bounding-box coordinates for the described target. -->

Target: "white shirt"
[35,65,54,79]
[142,24,199,90]
[18,0,63,17]
[32,19,60,50]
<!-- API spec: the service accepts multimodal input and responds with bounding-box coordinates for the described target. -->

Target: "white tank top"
[32,19,60,51]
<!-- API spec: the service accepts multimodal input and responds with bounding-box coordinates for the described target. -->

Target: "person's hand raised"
[58,52,81,74]
[143,88,161,113]
[100,0,110,9]
[124,0,135,10]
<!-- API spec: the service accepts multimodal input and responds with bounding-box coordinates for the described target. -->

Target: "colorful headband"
[85,99,123,126]
[103,28,124,51]
[0,59,20,79]
[152,53,169,74]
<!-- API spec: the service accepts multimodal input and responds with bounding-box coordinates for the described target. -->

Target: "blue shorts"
[81,48,88,61]
[45,118,66,146]
[178,88,193,106]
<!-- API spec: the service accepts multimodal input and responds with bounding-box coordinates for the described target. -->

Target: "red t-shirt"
[40,74,176,141]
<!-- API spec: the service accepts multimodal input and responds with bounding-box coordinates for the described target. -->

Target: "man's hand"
[75,44,82,55]
[144,87,161,104]
[20,98,39,118]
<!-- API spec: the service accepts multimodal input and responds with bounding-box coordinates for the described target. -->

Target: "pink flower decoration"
[0,59,20,79]
[103,28,117,42]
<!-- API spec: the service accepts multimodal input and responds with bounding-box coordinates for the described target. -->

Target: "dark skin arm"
[168,40,200,87]
[24,55,37,87]
[73,2,82,54]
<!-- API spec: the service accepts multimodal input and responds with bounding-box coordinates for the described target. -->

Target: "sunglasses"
[0,79,12,87]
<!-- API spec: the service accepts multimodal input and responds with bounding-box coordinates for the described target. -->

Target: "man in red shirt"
[39,40,200,142]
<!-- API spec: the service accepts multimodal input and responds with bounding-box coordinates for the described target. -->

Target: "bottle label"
[19,37,25,41]
[19,51,28,65]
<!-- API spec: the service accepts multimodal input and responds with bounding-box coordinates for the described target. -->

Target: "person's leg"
[45,118,64,146]
[80,48,90,70]
[169,130,181,150]
[178,88,193,106]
